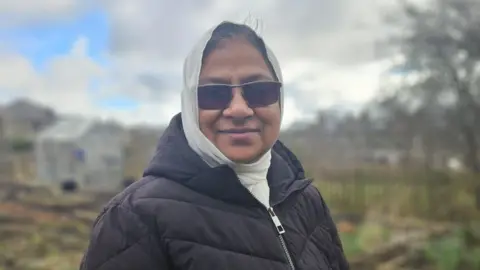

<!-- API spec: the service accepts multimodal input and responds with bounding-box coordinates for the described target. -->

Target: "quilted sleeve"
[79,203,170,270]
[315,188,350,270]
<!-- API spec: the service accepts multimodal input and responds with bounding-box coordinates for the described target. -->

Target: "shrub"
[424,227,480,270]
[9,138,33,152]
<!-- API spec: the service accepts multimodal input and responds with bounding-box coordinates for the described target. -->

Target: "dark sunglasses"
[197,80,282,110]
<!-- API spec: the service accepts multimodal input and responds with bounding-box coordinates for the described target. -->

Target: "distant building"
[370,149,404,165]
[447,156,465,172]
[0,99,56,141]
[35,117,129,192]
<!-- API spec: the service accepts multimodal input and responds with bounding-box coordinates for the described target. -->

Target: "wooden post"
[13,155,21,182]
[475,186,480,210]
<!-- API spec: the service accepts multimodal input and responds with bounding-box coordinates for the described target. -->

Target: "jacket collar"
[143,113,311,207]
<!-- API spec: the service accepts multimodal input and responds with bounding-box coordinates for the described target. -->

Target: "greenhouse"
[35,117,129,192]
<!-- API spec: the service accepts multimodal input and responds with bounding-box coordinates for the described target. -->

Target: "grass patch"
[338,222,391,259]
[312,169,480,222]
[424,228,480,270]
[339,232,362,258]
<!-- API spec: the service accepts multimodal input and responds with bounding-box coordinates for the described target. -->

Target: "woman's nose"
[222,88,254,118]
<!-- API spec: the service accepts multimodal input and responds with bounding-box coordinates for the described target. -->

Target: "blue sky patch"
[1,8,109,71]
[95,96,140,111]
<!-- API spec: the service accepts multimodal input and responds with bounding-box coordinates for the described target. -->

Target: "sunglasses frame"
[197,80,282,110]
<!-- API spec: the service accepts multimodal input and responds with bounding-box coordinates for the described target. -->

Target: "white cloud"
[280,59,394,119]
[0,0,90,27]
[0,52,39,92]
[0,37,102,115]
[98,0,399,120]
[104,0,388,66]
[0,35,176,127]
[94,99,180,126]
[282,97,305,129]
[1,0,412,128]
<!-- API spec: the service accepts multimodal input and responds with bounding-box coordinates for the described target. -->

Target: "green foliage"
[424,233,463,270]
[9,138,33,152]
[339,232,363,258]
[355,221,391,251]
[424,227,480,270]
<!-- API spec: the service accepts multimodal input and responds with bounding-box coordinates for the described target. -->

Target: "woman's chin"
[221,147,262,164]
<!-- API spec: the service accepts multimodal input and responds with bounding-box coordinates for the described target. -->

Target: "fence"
[311,168,480,223]
[0,153,36,183]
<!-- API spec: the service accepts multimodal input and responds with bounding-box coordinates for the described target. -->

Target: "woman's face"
[198,37,281,163]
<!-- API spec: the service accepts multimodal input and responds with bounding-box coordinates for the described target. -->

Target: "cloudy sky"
[0,0,406,128]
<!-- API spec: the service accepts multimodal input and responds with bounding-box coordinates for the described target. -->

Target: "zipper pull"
[268,207,285,235]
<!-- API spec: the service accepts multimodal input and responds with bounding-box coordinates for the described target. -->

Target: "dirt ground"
[0,181,110,270]
[0,181,477,270]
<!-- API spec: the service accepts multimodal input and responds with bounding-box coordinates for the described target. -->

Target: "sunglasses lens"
[243,82,281,108]
[197,85,232,110]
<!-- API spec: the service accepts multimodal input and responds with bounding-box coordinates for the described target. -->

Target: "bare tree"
[385,0,480,171]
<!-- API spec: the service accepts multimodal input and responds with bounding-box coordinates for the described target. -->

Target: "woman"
[80,21,349,270]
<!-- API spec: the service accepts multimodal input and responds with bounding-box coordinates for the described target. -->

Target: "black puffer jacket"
[79,114,349,270]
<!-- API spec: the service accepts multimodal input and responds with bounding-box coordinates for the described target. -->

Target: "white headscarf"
[181,22,284,208]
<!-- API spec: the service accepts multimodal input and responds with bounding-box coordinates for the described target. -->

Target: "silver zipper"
[268,207,295,270]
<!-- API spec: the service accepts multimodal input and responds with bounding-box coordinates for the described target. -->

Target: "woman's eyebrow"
[240,74,273,84]
[199,73,274,85]
[198,77,230,85]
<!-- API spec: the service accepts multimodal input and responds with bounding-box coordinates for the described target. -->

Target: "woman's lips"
[218,129,260,141]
